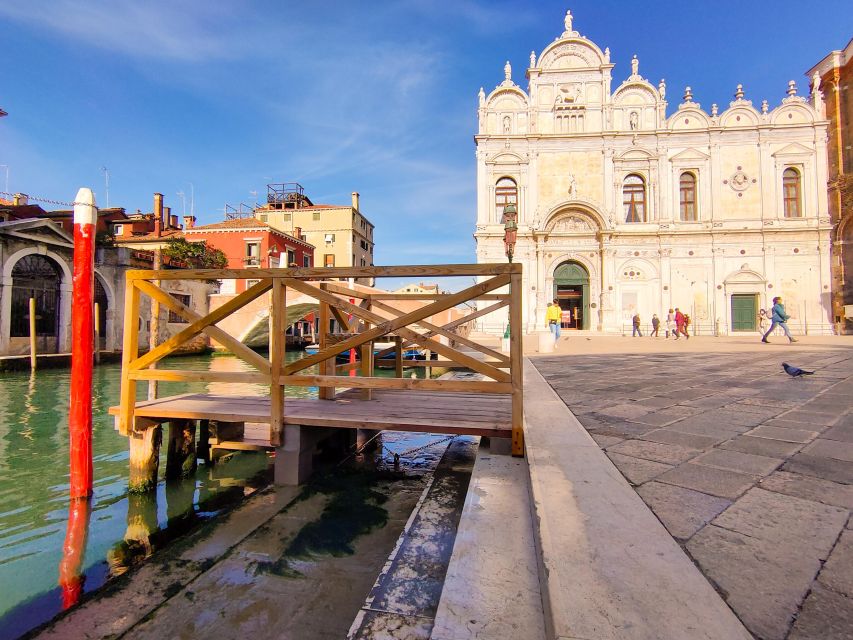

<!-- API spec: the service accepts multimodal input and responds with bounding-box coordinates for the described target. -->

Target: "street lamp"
[501,202,518,262]
[500,202,518,340]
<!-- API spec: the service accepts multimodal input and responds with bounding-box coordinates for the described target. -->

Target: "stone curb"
[523,359,752,640]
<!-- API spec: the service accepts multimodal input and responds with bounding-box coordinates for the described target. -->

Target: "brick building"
[808,38,853,332]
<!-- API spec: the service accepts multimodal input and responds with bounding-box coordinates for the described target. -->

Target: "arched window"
[783,167,802,218]
[679,172,697,221]
[495,177,518,221]
[623,174,646,223]
[10,254,62,338]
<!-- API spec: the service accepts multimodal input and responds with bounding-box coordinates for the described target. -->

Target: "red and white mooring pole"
[68,188,96,500]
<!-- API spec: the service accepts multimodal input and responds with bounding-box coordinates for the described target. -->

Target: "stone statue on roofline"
[631,55,639,78]
[478,87,485,108]
[658,79,666,100]
[565,10,573,32]
[504,60,511,81]
[530,51,536,68]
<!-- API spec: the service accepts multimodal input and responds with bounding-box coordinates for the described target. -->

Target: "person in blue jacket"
[761,296,797,344]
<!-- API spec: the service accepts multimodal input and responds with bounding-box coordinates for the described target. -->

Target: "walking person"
[546,299,562,342]
[674,307,689,339]
[651,313,660,337]
[665,308,676,338]
[758,308,768,333]
[761,296,798,343]
[632,312,642,337]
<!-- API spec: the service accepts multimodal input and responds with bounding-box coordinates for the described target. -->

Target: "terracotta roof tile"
[186,217,272,231]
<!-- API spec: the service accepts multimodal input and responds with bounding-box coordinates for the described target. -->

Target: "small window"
[495,177,518,221]
[282,213,292,222]
[287,249,296,266]
[259,214,268,223]
[168,293,191,323]
[679,172,697,221]
[783,167,802,218]
[313,212,321,221]
[360,257,367,266]
[245,242,260,266]
[324,254,335,267]
[623,174,646,223]
[324,233,335,243]
[303,255,311,267]
[114,224,124,236]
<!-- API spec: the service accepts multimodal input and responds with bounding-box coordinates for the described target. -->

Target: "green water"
[0,351,434,639]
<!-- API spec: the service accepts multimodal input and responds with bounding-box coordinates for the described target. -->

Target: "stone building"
[253,183,375,284]
[474,9,833,335]
[808,38,853,332]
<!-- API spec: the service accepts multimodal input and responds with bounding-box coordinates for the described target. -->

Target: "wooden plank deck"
[108,390,512,442]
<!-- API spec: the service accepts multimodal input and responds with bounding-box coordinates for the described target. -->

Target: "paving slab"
[747,424,819,443]
[787,584,853,640]
[606,439,699,466]
[801,438,853,462]
[758,470,853,509]
[636,482,731,541]
[782,453,853,484]
[525,360,751,640]
[639,428,721,450]
[819,528,853,597]
[720,434,805,458]
[692,448,783,476]
[605,452,673,485]
[589,433,625,448]
[656,462,757,499]
[820,424,853,443]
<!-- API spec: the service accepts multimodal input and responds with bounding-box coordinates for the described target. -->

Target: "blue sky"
[1,0,850,277]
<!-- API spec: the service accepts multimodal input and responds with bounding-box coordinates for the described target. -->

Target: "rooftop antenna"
[101,166,110,208]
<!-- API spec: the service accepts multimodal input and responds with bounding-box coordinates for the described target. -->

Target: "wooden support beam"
[119,280,141,436]
[135,280,271,375]
[129,369,268,384]
[128,279,273,372]
[128,424,161,493]
[370,298,509,365]
[282,275,511,382]
[270,279,285,446]
[165,420,196,480]
[126,263,522,282]
[510,271,524,457]
[283,374,512,394]
[318,284,334,400]
[360,304,373,400]
[394,336,403,378]
[330,306,351,333]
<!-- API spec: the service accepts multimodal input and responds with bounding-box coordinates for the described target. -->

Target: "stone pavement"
[532,343,853,640]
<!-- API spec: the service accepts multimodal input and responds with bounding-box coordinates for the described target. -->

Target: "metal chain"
[0,190,93,208]
[382,434,458,464]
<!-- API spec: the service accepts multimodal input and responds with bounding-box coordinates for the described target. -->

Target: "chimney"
[167,208,179,229]
[153,193,164,234]
[294,226,302,240]
[183,215,196,229]
[13,193,28,206]
[351,191,359,210]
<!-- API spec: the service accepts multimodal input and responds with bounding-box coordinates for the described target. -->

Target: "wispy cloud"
[0,0,262,61]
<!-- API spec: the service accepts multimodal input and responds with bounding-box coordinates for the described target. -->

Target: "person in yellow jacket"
[546,299,562,341]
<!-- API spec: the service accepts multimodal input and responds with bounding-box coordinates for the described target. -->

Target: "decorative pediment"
[771,142,813,158]
[616,148,655,161]
[539,39,606,71]
[0,219,74,248]
[670,147,710,162]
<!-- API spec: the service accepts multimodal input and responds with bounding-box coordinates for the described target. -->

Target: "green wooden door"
[731,294,758,331]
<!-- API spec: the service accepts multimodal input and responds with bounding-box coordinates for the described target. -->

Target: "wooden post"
[118,280,140,437]
[360,306,372,400]
[270,279,285,446]
[57,497,91,610]
[128,425,161,493]
[394,336,403,378]
[28,296,36,371]
[165,420,196,479]
[198,419,210,463]
[510,270,524,456]
[318,284,334,400]
[93,301,101,364]
[69,187,97,499]
[148,249,161,401]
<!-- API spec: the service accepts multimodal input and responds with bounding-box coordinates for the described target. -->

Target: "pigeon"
[782,363,814,377]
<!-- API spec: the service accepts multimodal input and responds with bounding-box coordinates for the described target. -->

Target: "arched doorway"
[10,254,62,351]
[553,261,590,330]
[95,275,109,349]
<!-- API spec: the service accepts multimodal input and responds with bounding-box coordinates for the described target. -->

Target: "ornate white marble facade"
[474,9,833,335]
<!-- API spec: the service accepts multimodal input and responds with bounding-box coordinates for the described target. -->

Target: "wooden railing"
[118,264,524,455]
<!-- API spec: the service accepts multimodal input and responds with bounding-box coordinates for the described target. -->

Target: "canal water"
[0,352,433,640]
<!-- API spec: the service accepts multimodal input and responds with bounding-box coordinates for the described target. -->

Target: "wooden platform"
[109,389,512,443]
